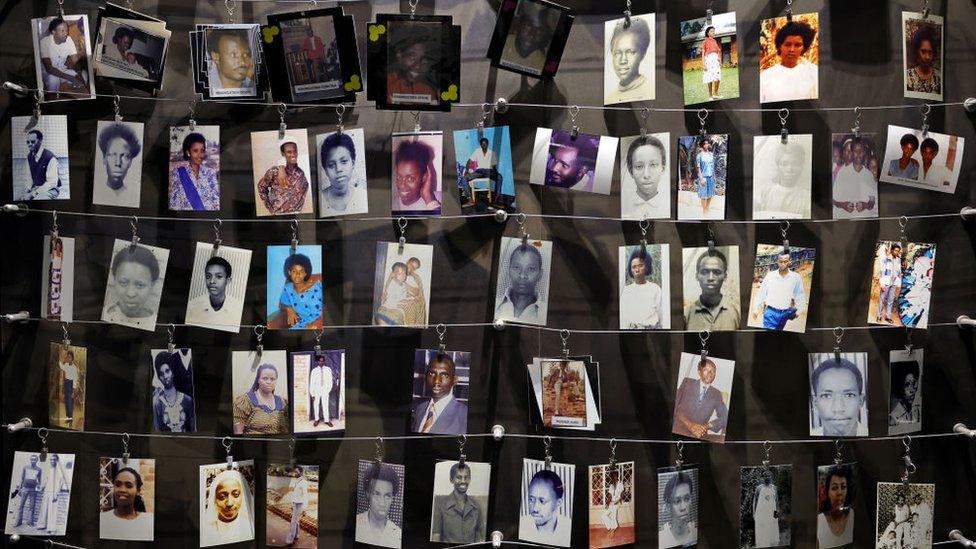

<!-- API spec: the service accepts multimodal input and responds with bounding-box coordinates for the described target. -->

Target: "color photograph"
[98,457,155,541]
[101,239,170,331]
[618,243,670,329]
[168,124,220,211]
[753,134,813,220]
[831,133,879,219]
[278,12,343,102]
[496,0,565,76]
[11,115,70,201]
[658,466,698,548]
[808,352,869,437]
[494,236,553,326]
[41,235,74,322]
[31,14,95,100]
[880,124,965,194]
[355,460,405,548]
[671,351,734,443]
[316,128,368,217]
[291,350,345,434]
[530,127,619,194]
[816,462,856,548]
[680,11,739,105]
[371,242,433,327]
[202,25,259,98]
[391,132,443,215]
[620,133,670,220]
[758,13,819,103]
[4,451,76,536]
[231,350,289,435]
[266,463,318,548]
[385,19,441,106]
[251,129,314,216]
[677,133,728,220]
[92,120,144,208]
[604,14,655,104]
[48,343,86,431]
[682,245,740,331]
[541,359,588,428]
[519,458,575,547]
[589,461,635,548]
[740,464,792,548]
[903,12,943,101]
[150,348,196,433]
[429,460,490,543]
[199,461,256,547]
[411,349,470,435]
[747,244,816,333]
[453,126,516,214]
[266,245,324,330]
[184,242,251,333]
[867,240,937,328]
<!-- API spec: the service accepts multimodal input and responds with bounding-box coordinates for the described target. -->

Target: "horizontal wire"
[13,536,84,549]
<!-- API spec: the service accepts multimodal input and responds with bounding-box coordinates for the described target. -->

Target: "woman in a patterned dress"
[233,363,288,434]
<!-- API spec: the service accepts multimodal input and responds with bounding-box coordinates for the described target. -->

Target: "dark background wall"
[3,0,976,547]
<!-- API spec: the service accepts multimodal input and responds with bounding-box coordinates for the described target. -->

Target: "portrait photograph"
[530,127,619,194]
[201,25,260,98]
[199,461,256,547]
[747,244,816,333]
[266,463,319,548]
[355,460,405,548]
[618,243,671,329]
[519,458,575,547]
[267,245,324,330]
[48,343,86,431]
[430,460,490,544]
[816,462,856,548]
[251,128,314,217]
[604,14,655,105]
[752,134,813,220]
[758,13,819,103]
[494,236,553,326]
[671,351,734,443]
[875,482,934,549]
[31,15,95,100]
[92,17,169,83]
[880,124,965,194]
[490,0,573,78]
[808,352,869,437]
[677,133,728,220]
[98,457,155,541]
[41,235,75,322]
[92,120,144,208]
[184,242,251,333]
[391,131,443,215]
[150,348,196,433]
[589,461,635,548]
[412,349,470,435]
[867,240,937,328]
[903,12,943,101]
[658,466,698,548]
[680,11,740,105]
[682,245,740,331]
[454,126,517,215]
[291,350,345,434]
[541,359,588,428]
[371,241,434,327]
[889,348,923,435]
[231,350,290,435]
[316,128,368,217]
[4,451,76,536]
[101,239,170,331]
[740,464,792,548]
[620,133,670,220]
[168,124,220,211]
[11,115,70,201]
[831,132,879,219]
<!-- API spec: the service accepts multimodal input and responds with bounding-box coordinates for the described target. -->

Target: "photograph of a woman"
[101,240,169,331]
[48,343,86,431]
[658,467,697,548]
[603,14,654,105]
[740,465,792,548]
[168,125,220,211]
[816,463,855,548]
[232,352,289,435]
[199,462,255,547]
[889,349,923,435]
[903,13,943,100]
[680,11,740,105]
[252,129,314,216]
[316,128,368,217]
[391,133,443,215]
[372,242,433,327]
[185,243,251,333]
[92,120,144,208]
[619,244,670,329]
[619,133,670,220]
[150,348,196,433]
[267,245,324,330]
[99,458,155,541]
[758,14,819,103]
[752,135,813,220]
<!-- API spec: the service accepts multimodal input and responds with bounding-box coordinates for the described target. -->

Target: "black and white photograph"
[489,0,574,79]
[672,351,734,443]
[604,13,655,104]
[168,124,220,211]
[48,343,87,431]
[816,462,856,548]
[11,115,70,201]
[266,463,318,548]
[291,350,345,434]
[758,13,819,103]
[184,242,251,333]
[371,242,434,327]
[740,464,792,548]
[880,124,965,194]
[619,133,670,220]
[589,461,635,548]
[831,132,879,219]
[355,460,405,548]
[903,12,943,101]
[92,120,144,208]
[41,235,74,322]
[391,132,443,215]
[199,461,256,547]
[658,466,698,548]
[875,482,934,549]
[316,128,368,217]
[530,127,619,194]
[494,236,553,326]
[232,350,289,435]
[412,349,470,435]
[747,244,816,333]
[682,245,740,331]
[429,460,490,544]
[31,15,95,100]
[519,458,575,547]
[101,239,170,331]
[201,25,260,98]
[889,349,923,435]
[251,128,314,217]
[150,348,196,433]
[4,451,76,536]
[92,17,169,83]
[98,457,155,541]
[752,134,813,220]
[618,243,670,329]
[677,133,728,220]
[808,352,869,437]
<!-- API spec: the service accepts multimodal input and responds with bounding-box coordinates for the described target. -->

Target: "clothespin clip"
[290,219,300,254]
[834,440,844,465]
[901,436,916,489]
[38,428,49,462]
[779,108,790,144]
[921,0,930,18]
[27,90,44,131]
[224,0,236,23]
[113,95,123,122]
[436,323,446,353]
[674,440,684,469]
[638,218,649,254]
[569,105,581,139]
[785,0,793,21]
[780,220,790,253]
[408,0,418,18]
[212,219,222,253]
[188,100,197,131]
[707,224,716,251]
[477,102,491,138]
[278,103,287,139]
[121,433,130,464]
[899,215,908,243]
[458,434,467,467]
[699,330,710,362]
[397,217,407,254]
[412,111,422,133]
[516,212,529,245]
[335,103,345,135]
[130,216,140,248]
[543,435,553,470]
[167,324,176,353]
[833,326,844,363]
[560,329,570,358]
[223,436,236,470]
[49,210,59,241]
[254,325,265,357]
[904,326,913,354]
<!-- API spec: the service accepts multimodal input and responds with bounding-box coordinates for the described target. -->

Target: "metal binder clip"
[397,217,407,254]
[901,436,916,488]
[223,436,235,470]
[707,224,716,251]
[699,330,710,362]
[785,0,793,21]
[833,326,844,362]
[921,0,930,18]
[225,0,236,23]
[779,108,790,143]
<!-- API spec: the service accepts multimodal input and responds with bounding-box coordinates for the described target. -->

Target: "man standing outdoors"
[23,129,63,200]
[309,354,334,427]
[431,462,484,543]
[751,251,806,331]
[412,353,468,435]
[685,248,739,330]
[12,454,44,529]
[280,466,308,546]
[876,243,902,324]
[672,358,728,442]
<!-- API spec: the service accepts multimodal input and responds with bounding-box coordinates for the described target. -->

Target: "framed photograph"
[889,349,923,435]
[752,134,813,220]
[875,482,934,549]
[184,242,251,333]
[619,243,670,329]
[589,461,635,547]
[682,245,740,331]
[251,129,314,216]
[831,133,879,219]
[488,0,574,79]
[91,3,170,92]
[31,14,95,100]
[355,460,405,548]
[4,451,76,536]
[530,128,618,194]
[92,120,144,208]
[658,466,698,548]
[48,343,86,430]
[371,241,434,327]
[620,133,670,220]
[677,133,728,220]
[101,239,169,331]
[681,11,740,105]
[903,12,943,100]
[453,126,517,214]
[740,464,792,548]
[880,124,965,194]
[816,462,856,548]
[267,245,323,330]
[604,14,655,104]
[494,236,553,326]
[808,352,869,437]
[41,235,74,322]
[168,124,220,211]
[758,13,819,103]
[199,461,256,547]
[519,458,575,546]
[98,457,155,541]
[672,351,734,443]
[430,460,490,543]
[747,244,815,333]
[195,24,262,99]
[266,463,318,548]
[150,348,196,433]
[291,350,345,434]
[412,349,470,435]
[231,350,289,435]
[867,240,936,328]
[11,115,70,201]
[391,131,443,215]
[315,128,368,217]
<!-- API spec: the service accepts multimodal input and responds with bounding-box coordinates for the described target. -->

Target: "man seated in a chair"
[464,137,502,207]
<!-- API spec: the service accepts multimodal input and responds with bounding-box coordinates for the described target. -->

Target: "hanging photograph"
[231,350,290,435]
[41,235,75,322]
[487,0,574,79]
[758,13,819,103]
[453,126,517,215]
[266,463,318,548]
[371,241,434,327]
[411,349,470,435]
[4,451,76,536]
[266,244,324,330]
[808,352,869,437]
[747,244,815,333]
[588,461,635,548]
[430,460,490,543]
[682,245,740,331]
[671,351,734,443]
[677,133,728,220]
[875,482,934,549]
[681,11,740,105]
[98,457,155,541]
[618,243,671,329]
[620,133,671,220]
[752,134,813,220]
[150,348,196,433]
[48,342,86,431]
[291,349,345,434]
[101,239,170,331]
[30,14,95,100]
[251,129,314,216]
[889,348,923,435]
[519,458,575,547]
[199,461,256,547]
[880,124,965,194]
[92,16,169,84]
[92,120,144,208]
[355,460,405,548]
[658,466,698,548]
[194,24,262,99]
[11,115,70,201]
[391,131,443,215]
[168,124,221,211]
[903,12,943,101]
[494,236,553,326]
[603,13,655,104]
[867,240,937,328]
[831,132,879,219]
[530,127,619,194]
[816,462,856,548]
[184,242,251,333]
[540,359,587,428]
[315,128,368,217]
[740,464,792,548]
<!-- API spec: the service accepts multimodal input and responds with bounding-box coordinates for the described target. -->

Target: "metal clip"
[212,219,222,253]
[62,322,71,347]
[543,435,553,469]
[408,0,418,17]
[639,107,650,140]
[30,90,44,129]
[56,0,66,20]
[38,427,49,462]
[224,0,235,23]
[113,95,122,122]
[397,217,407,254]
[899,215,908,241]
[901,435,916,488]
[278,103,287,139]
[560,329,570,358]
[50,210,59,240]
[833,326,844,362]
[375,436,385,464]
[707,224,715,251]
[638,218,649,250]
[412,111,421,133]
[779,108,790,143]
[167,324,176,353]
[188,100,197,131]
[223,436,235,469]
[921,0,930,18]
[780,220,790,253]
[623,0,632,27]
[904,327,913,354]
[458,434,467,466]
[121,433,130,464]
[335,103,345,134]
[290,219,300,254]
[698,108,708,137]
[608,438,617,466]
[130,216,140,248]
[785,0,793,21]
[314,328,324,353]
[762,440,772,468]
[675,440,684,468]
[920,104,930,136]
[289,437,297,468]
[254,325,265,356]
[834,439,844,465]
[516,212,529,245]
[569,105,581,139]
[851,107,862,140]
[436,323,446,353]
[477,102,492,135]
[699,330,710,362]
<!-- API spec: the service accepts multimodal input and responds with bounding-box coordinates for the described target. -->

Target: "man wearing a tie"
[412,353,468,435]
[671,358,729,442]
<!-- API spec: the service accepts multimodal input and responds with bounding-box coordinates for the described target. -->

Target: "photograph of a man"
[308,354,334,428]
[494,237,552,326]
[748,245,815,333]
[206,27,256,95]
[355,461,404,548]
[545,130,597,191]
[429,460,489,544]
[671,353,734,443]
[411,351,469,435]
[808,354,869,437]
[499,0,557,75]
[682,246,740,331]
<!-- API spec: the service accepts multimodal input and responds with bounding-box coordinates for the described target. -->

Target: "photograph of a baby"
[372,242,433,327]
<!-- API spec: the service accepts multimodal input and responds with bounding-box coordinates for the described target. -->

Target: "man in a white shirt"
[911,494,932,540]
[38,17,85,93]
[833,140,877,218]
[356,464,403,548]
[809,358,868,437]
[494,243,547,326]
[282,469,309,546]
[412,353,468,435]
[23,129,63,200]
[464,137,498,204]
[918,137,954,189]
[751,252,807,331]
[309,354,334,427]
[759,20,819,103]
[185,256,244,332]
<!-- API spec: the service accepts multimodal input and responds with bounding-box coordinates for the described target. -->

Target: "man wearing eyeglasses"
[411,353,467,435]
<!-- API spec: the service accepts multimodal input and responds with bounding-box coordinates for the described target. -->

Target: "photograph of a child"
[267,245,324,330]
[875,482,934,549]
[101,239,170,331]
[453,126,516,214]
[372,242,433,327]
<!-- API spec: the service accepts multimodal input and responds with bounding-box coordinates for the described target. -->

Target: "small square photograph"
[620,133,670,220]
[231,350,290,435]
[867,240,937,328]
[391,131,443,215]
[386,20,441,106]
[48,343,86,430]
[519,458,575,547]
[371,241,434,327]
[168,125,221,211]
[604,14,655,105]
[752,134,813,220]
[681,11,740,105]
[658,466,698,548]
[880,124,965,194]
[454,126,517,215]
[291,350,345,434]
[98,457,155,541]
[11,115,70,201]
[831,133,879,219]
[493,0,573,78]
[199,461,256,547]
[276,12,343,103]
[541,359,588,428]
[889,349,923,435]
[816,462,856,548]
[252,129,314,216]
[740,464,792,548]
[758,13,819,103]
[316,128,368,217]
[356,460,405,548]
[31,15,95,100]
[430,460,490,543]
[101,239,170,331]
[4,451,76,536]
[682,245,740,331]
[619,243,671,329]
[184,243,251,333]
[494,236,553,326]
[93,17,169,83]
[530,127,619,194]
[203,25,259,97]
[808,352,869,437]
[41,235,74,322]
[266,463,318,548]
[747,244,815,333]
[875,482,934,549]
[677,133,728,220]
[267,245,324,330]
[412,349,470,435]
[672,351,734,443]
[903,12,943,101]
[92,120,144,208]
[150,348,196,433]
[589,461,635,548]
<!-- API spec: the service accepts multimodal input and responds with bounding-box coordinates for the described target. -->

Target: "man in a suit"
[412,353,468,435]
[671,357,728,442]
